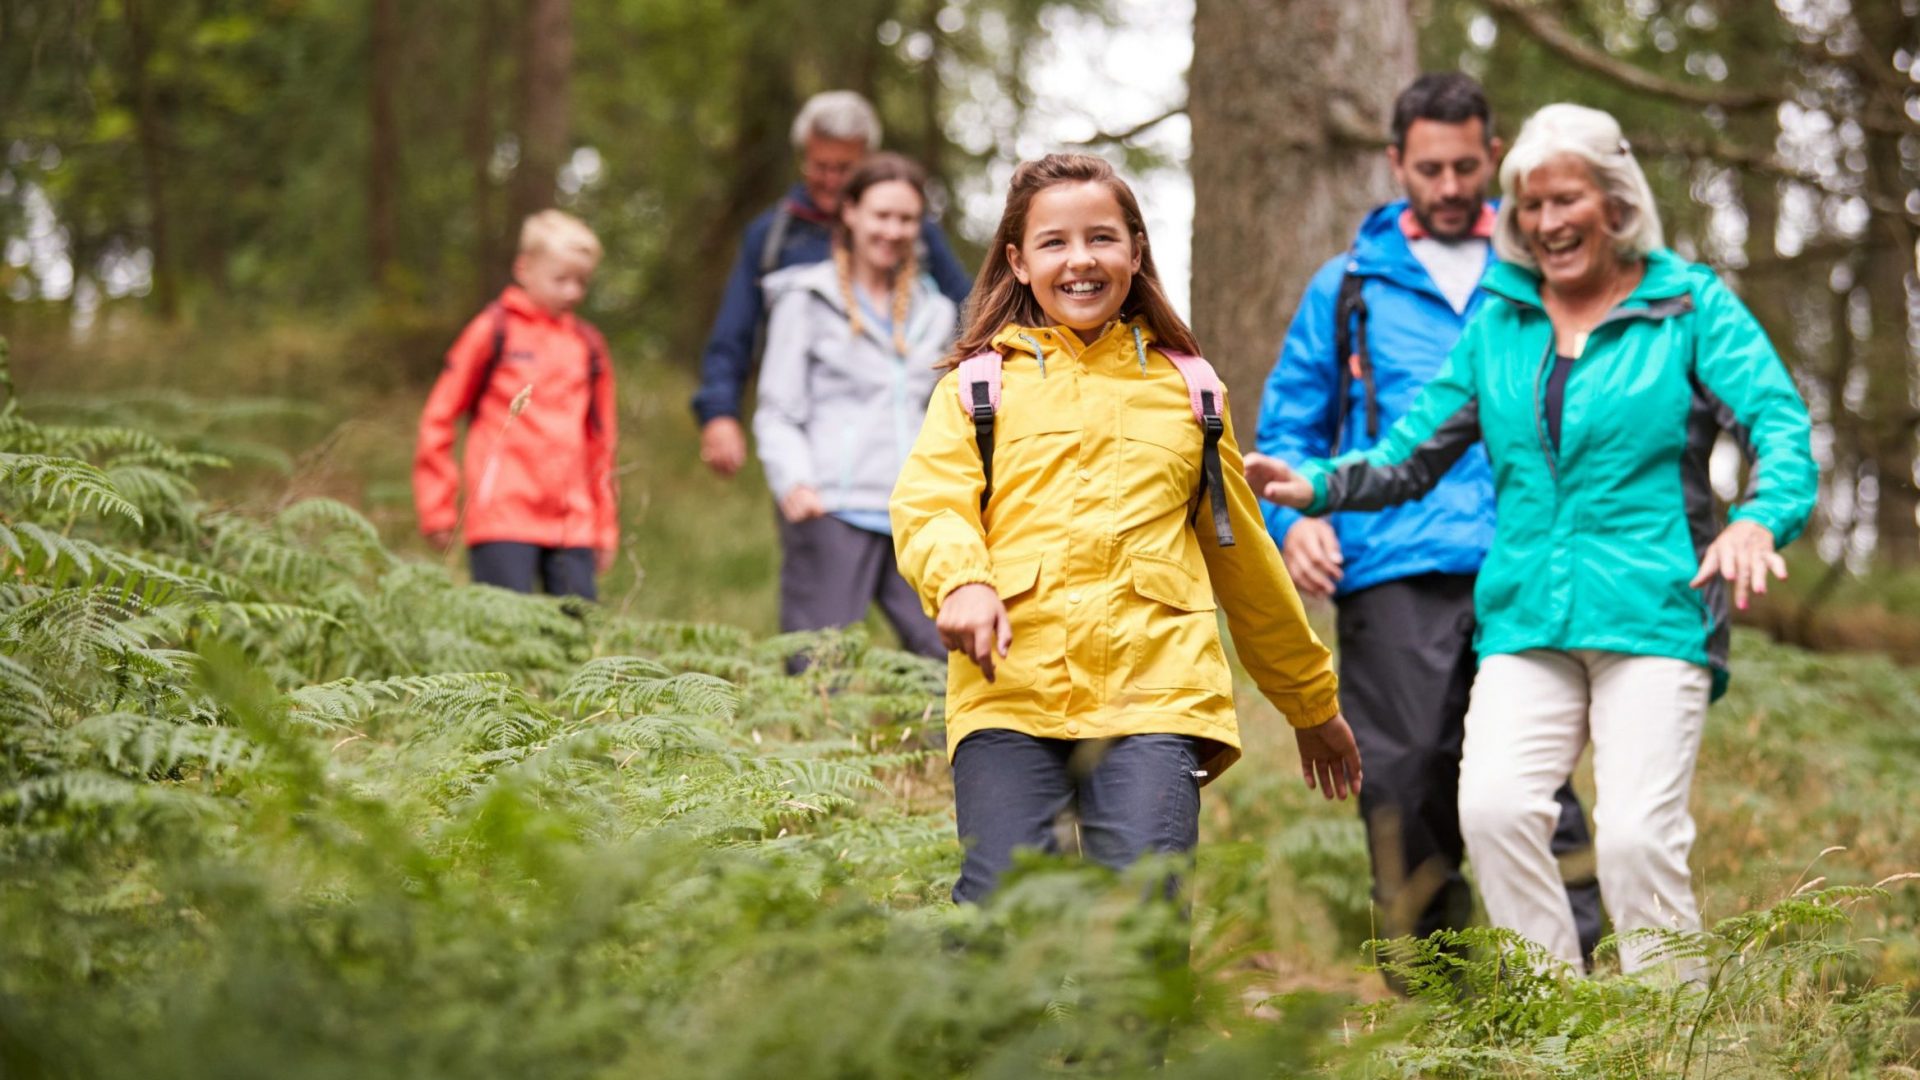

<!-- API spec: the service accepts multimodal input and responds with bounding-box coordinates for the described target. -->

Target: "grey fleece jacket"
[752,259,956,512]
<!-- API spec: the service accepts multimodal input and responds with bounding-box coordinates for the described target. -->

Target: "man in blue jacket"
[692,90,972,476]
[1256,73,1600,971]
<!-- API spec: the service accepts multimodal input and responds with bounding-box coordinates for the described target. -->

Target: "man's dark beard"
[1411,197,1485,242]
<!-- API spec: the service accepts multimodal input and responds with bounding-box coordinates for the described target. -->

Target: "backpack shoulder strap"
[954,350,1003,513]
[464,301,510,423]
[759,201,795,277]
[1331,266,1379,447]
[1159,349,1235,548]
[573,317,610,434]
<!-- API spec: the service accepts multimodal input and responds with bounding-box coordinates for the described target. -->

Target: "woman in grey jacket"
[754,153,957,661]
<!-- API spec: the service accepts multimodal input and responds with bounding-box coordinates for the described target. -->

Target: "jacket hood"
[1348,198,1504,289]
[1483,247,1696,309]
[498,284,571,325]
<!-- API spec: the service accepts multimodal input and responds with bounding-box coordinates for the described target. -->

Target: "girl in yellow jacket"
[889,153,1362,903]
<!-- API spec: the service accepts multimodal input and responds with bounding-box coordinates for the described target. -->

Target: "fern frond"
[0,452,142,525]
[559,657,740,719]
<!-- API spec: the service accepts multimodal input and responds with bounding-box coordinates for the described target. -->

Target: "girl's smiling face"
[1008,181,1141,343]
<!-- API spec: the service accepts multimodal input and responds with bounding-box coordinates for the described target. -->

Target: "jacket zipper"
[1531,335,1561,481]
[1529,302,1669,481]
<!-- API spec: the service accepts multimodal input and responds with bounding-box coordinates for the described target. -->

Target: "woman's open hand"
[1690,519,1786,611]
[937,583,1012,682]
[1243,452,1314,509]
[1295,714,1362,801]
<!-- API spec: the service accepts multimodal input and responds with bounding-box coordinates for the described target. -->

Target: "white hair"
[790,91,882,152]
[1493,103,1664,269]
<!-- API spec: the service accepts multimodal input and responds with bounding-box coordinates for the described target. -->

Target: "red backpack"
[954,347,1235,547]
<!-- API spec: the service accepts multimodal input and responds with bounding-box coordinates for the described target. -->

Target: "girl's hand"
[937,583,1012,682]
[1690,519,1786,611]
[594,547,616,575]
[779,485,826,523]
[1295,715,1362,801]
[1243,452,1314,509]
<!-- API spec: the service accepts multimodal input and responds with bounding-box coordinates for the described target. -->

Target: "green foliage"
[1,342,1916,1077]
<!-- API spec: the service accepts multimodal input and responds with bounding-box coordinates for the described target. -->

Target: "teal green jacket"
[1300,250,1815,697]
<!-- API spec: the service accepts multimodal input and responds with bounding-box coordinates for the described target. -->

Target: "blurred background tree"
[3,0,1916,578]
[0,0,1088,364]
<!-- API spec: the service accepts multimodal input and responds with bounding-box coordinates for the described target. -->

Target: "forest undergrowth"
[2,331,1918,1077]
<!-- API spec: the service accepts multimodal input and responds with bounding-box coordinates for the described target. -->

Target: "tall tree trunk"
[919,0,946,194]
[1859,128,1919,567]
[468,0,503,303]
[125,0,176,319]
[1189,0,1416,434]
[510,0,573,226]
[368,0,402,288]
[666,0,796,366]
[1851,5,1920,567]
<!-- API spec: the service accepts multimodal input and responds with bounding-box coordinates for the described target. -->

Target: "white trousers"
[1458,649,1711,974]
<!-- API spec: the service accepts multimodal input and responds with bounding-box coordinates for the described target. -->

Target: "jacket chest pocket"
[1123,553,1229,694]
[987,403,1080,491]
[949,553,1052,698]
[1119,414,1202,513]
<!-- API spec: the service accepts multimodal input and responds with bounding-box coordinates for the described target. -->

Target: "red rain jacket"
[413,285,619,551]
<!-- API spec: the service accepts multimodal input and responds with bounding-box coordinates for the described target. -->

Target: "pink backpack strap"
[953,350,1003,416]
[1157,349,1235,548]
[954,350,1003,512]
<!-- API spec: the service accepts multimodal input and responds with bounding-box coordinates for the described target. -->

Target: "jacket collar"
[1399,203,1496,241]
[499,284,571,326]
[992,318,1155,366]
[1483,248,1693,314]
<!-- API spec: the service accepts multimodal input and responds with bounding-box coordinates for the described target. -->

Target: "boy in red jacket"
[414,210,618,599]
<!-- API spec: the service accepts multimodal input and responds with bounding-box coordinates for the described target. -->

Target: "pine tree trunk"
[510,0,573,226]
[1188,0,1416,434]
[1855,3,1920,567]
[1860,129,1919,567]
[125,0,176,319]
[666,0,797,366]
[468,0,503,304]
[368,0,402,288]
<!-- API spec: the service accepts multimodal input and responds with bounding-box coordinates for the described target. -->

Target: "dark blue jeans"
[950,729,1204,905]
[468,542,597,599]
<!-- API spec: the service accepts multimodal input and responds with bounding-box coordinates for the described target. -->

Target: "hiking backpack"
[954,348,1236,548]
[461,302,610,435]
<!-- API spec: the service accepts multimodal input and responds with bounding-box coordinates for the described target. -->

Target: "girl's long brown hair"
[945,153,1199,368]
[834,152,927,356]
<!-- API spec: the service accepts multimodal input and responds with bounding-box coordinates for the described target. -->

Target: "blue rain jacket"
[1255,200,1496,596]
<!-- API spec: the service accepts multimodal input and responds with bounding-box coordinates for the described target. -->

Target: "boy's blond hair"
[518,209,603,264]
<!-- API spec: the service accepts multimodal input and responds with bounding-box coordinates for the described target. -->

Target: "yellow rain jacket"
[889,319,1340,782]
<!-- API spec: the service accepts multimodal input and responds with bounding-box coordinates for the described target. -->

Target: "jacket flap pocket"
[998,406,1080,442]
[992,554,1042,601]
[1122,414,1201,457]
[1129,553,1215,612]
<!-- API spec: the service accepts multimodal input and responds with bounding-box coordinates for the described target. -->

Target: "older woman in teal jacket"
[1250,103,1815,976]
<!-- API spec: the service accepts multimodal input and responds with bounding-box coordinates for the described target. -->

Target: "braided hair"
[832,152,929,356]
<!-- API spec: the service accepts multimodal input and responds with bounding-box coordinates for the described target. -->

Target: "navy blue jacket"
[690,183,972,424]
[1254,200,1496,597]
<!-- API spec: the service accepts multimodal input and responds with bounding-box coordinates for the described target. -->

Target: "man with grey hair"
[692,90,971,475]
